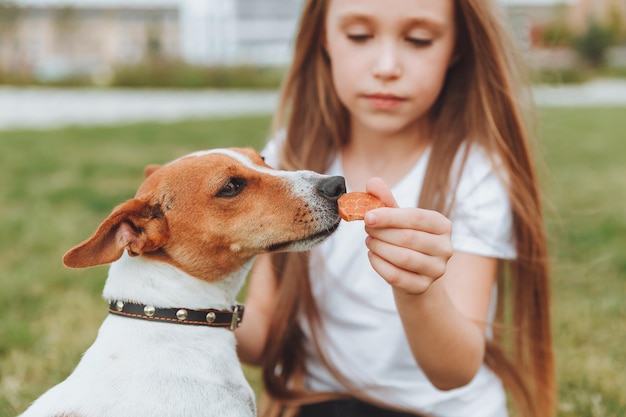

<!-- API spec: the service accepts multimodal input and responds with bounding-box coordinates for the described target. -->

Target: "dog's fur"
[19,148,345,417]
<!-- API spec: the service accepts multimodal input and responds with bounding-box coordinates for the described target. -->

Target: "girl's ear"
[63,199,170,268]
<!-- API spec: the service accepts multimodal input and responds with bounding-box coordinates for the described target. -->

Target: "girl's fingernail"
[364,212,376,224]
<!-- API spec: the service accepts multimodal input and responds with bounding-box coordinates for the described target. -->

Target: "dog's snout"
[318,176,346,201]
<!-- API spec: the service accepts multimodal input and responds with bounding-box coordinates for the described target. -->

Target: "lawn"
[1,108,625,416]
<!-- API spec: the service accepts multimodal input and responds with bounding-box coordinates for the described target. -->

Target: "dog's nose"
[318,176,346,201]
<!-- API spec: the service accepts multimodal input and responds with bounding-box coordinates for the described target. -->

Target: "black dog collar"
[108,300,244,330]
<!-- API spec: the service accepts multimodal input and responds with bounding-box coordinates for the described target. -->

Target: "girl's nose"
[372,40,402,79]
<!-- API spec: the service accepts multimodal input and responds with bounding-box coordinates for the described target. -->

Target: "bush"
[543,21,574,48]
[0,60,286,89]
[531,68,592,85]
[574,20,614,67]
[0,70,93,88]
[111,60,285,89]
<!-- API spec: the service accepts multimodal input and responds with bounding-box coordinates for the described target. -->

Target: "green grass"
[1,108,625,416]
[538,108,626,416]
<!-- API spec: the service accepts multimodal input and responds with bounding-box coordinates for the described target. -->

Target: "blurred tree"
[574,19,614,67]
[606,4,625,44]
[542,4,574,48]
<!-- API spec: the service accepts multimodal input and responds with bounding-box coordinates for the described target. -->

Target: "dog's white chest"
[20,316,256,417]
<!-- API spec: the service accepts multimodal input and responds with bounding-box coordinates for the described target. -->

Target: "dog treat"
[338,192,385,221]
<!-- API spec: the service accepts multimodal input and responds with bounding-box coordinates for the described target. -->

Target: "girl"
[236,0,556,416]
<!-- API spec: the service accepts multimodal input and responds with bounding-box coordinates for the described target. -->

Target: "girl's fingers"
[365,177,399,208]
[365,207,452,236]
[366,235,449,280]
[362,177,453,294]
[363,177,451,236]
[366,249,433,295]
[366,227,452,258]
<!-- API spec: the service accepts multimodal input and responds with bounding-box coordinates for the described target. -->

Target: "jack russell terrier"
[19,147,345,417]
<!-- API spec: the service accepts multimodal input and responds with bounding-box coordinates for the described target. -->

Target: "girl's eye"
[406,37,432,47]
[217,178,247,197]
[347,34,372,43]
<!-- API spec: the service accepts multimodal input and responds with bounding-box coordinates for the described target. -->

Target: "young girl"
[236,0,556,416]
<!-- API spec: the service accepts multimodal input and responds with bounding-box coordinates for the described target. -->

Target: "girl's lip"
[363,93,406,109]
[366,93,403,99]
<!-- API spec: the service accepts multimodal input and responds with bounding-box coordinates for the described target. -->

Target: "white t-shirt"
[262,138,515,417]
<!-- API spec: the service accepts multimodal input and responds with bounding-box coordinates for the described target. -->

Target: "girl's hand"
[363,177,453,296]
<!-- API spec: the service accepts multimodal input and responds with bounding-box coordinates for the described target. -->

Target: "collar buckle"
[230,305,243,330]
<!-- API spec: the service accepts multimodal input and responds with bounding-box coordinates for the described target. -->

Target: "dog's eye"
[217,178,246,197]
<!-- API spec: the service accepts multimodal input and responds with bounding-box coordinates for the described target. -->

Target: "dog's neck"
[102,253,251,310]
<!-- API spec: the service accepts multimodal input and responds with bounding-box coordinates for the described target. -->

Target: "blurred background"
[0,0,625,89]
[1,0,625,416]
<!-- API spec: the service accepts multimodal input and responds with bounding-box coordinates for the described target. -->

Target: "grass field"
[1,108,625,416]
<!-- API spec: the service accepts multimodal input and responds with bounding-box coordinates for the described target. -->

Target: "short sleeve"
[450,147,516,260]
[260,130,285,169]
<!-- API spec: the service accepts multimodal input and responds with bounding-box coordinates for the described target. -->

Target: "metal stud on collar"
[144,305,156,316]
[206,312,216,323]
[176,309,188,321]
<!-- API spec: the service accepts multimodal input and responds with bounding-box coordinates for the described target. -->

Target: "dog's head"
[63,147,345,281]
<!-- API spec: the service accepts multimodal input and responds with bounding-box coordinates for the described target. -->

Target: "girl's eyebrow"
[335,13,372,26]
[336,12,446,34]
[402,17,446,35]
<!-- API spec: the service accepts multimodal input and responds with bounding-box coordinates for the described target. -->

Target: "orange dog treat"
[338,192,385,221]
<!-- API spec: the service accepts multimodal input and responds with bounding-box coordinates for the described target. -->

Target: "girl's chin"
[351,112,429,137]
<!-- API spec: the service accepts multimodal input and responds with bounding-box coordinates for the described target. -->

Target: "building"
[180,0,303,66]
[0,0,303,81]
[0,0,180,80]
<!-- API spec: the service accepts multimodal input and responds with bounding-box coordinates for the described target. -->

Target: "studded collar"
[108,300,244,330]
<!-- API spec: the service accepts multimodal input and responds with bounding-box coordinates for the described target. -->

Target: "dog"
[19,147,345,417]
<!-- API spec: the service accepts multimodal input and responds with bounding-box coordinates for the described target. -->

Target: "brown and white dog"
[19,147,345,417]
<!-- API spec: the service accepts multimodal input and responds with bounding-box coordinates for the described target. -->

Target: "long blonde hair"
[261,1,556,416]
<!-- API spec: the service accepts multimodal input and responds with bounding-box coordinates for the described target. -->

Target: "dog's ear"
[63,199,170,268]
[144,164,161,178]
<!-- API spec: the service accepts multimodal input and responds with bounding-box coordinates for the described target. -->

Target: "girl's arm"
[364,178,497,390]
[235,253,277,365]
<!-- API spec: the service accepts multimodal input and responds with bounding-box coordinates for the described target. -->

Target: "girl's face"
[324,0,457,137]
